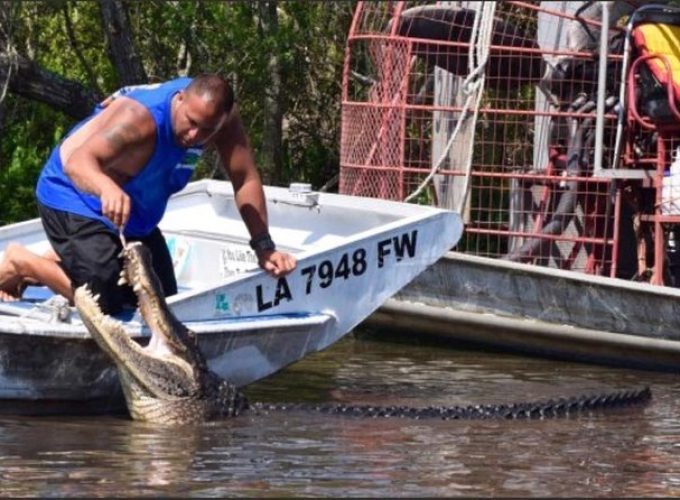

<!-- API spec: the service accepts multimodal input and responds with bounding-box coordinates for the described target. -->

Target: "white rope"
[405,3,496,206]
[455,2,496,214]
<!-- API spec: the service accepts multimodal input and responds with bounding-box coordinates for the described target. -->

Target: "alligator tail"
[250,387,651,420]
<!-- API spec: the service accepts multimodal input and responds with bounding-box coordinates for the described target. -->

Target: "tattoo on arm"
[102,123,142,152]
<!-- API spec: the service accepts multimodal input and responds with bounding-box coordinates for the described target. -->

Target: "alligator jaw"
[120,242,202,363]
[74,285,201,404]
[74,242,247,424]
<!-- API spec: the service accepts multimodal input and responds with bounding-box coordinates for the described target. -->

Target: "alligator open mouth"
[74,242,247,424]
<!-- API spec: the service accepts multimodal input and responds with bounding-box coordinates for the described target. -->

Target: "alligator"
[74,242,652,425]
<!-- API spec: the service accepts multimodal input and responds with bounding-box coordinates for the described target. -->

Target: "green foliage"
[0,96,70,224]
[125,0,353,187]
[0,0,356,223]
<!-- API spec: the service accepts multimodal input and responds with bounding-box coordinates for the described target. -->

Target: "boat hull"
[0,314,332,414]
[368,252,680,371]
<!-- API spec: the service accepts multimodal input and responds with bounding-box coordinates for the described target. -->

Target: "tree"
[258,0,284,184]
[0,0,355,222]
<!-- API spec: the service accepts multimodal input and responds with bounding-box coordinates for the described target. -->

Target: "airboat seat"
[394,5,543,87]
[629,8,680,123]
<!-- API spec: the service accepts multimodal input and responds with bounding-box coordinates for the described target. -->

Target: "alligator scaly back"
[74,242,651,425]
[251,387,651,420]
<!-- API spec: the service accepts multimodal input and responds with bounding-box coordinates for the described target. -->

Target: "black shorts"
[38,202,177,315]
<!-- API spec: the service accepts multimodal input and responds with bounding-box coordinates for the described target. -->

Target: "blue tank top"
[36,77,203,237]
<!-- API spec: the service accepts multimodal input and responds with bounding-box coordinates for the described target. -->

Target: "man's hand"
[257,249,297,277]
[100,182,131,229]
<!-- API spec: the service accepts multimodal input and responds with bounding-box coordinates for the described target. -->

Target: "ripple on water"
[0,333,679,496]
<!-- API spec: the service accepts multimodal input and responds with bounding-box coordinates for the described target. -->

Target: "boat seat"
[21,285,55,303]
[630,8,680,123]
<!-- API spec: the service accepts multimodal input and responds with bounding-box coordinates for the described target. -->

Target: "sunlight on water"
[1,331,679,497]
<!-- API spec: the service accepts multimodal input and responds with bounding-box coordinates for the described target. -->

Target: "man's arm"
[60,98,156,229]
[212,107,296,276]
[215,109,269,238]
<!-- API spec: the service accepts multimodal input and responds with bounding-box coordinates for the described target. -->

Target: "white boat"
[0,179,461,412]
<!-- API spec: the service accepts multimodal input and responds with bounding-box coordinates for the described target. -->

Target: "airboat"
[341,2,680,370]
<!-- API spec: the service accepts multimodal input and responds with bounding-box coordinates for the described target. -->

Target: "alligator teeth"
[117,276,128,286]
[104,316,122,329]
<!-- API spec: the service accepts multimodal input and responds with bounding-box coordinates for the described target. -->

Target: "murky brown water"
[1,330,680,497]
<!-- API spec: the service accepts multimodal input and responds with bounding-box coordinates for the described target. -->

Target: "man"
[0,74,296,313]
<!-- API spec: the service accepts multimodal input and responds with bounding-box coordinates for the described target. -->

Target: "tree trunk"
[0,53,99,119]
[0,2,97,119]
[62,2,102,95]
[99,0,147,86]
[258,0,283,184]
[0,0,11,130]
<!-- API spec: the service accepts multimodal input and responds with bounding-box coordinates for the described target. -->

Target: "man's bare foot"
[0,291,18,302]
[0,243,32,301]
[0,242,71,302]
[0,280,26,302]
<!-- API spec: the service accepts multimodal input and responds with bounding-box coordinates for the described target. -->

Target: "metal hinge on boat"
[276,183,319,208]
[45,295,72,324]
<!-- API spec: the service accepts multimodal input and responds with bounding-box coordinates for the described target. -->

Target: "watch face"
[257,238,275,252]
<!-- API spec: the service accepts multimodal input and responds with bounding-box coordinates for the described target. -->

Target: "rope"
[19,295,72,323]
[404,3,496,207]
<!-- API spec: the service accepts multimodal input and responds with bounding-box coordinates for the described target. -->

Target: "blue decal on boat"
[215,293,230,314]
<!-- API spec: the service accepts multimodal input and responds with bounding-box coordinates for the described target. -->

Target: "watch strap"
[249,232,276,253]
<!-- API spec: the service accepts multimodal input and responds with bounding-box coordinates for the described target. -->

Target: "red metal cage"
[340,1,680,286]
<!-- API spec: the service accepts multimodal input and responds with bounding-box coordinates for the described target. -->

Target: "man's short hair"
[186,74,235,115]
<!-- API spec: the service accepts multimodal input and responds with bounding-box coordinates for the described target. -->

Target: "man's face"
[172,91,227,148]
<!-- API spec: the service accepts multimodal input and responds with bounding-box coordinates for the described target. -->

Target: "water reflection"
[1,331,679,496]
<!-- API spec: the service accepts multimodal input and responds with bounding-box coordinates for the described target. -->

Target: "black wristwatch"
[249,232,276,254]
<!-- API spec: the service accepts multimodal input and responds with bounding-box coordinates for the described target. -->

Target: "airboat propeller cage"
[339,2,680,285]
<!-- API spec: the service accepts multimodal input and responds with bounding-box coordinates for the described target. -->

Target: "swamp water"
[1,330,679,497]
